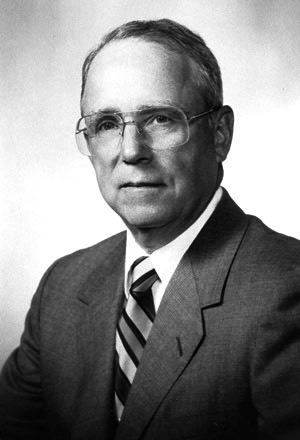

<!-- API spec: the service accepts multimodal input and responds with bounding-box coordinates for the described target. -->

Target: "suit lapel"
[188,189,249,309]
[115,190,249,440]
[74,233,126,438]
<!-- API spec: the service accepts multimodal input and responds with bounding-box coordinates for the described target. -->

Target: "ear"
[212,105,234,164]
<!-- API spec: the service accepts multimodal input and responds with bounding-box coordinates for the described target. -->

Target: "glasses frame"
[75,106,217,156]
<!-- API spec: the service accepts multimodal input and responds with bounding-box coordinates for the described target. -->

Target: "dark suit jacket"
[1,190,300,440]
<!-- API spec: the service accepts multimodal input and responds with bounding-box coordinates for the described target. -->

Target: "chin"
[120,209,171,230]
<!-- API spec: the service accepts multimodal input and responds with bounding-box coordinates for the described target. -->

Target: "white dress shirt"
[124,187,223,311]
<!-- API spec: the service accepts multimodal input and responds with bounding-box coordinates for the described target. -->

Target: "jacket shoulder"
[51,230,126,272]
[36,231,127,301]
[230,214,300,313]
[244,215,300,268]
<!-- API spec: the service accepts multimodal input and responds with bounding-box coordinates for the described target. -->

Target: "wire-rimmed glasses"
[75,105,215,156]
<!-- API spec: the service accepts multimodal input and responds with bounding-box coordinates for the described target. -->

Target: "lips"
[122,182,163,188]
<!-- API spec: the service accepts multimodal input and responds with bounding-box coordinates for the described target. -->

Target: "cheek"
[162,147,198,183]
[169,148,217,199]
[90,158,115,196]
[90,150,116,179]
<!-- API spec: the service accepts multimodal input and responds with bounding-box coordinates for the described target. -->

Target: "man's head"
[78,19,234,251]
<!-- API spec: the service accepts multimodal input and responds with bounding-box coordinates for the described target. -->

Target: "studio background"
[1,0,300,368]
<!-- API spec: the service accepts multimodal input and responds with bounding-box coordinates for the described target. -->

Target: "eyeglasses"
[75,105,215,156]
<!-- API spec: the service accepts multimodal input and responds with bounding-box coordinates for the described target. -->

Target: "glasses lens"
[87,113,122,138]
[76,113,123,156]
[139,107,188,149]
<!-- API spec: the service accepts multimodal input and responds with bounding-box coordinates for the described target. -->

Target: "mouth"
[121,182,164,188]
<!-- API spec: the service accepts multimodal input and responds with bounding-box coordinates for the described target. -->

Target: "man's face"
[82,39,227,246]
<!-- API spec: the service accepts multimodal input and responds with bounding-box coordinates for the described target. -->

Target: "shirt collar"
[124,187,223,297]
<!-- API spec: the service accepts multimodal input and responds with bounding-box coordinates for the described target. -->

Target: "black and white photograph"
[1,1,300,439]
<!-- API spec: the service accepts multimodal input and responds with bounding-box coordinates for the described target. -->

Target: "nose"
[120,122,152,164]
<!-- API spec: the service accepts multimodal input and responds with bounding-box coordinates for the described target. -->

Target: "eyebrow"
[89,101,189,115]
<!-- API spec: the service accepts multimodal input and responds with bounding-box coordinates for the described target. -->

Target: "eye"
[152,114,170,124]
[87,114,121,136]
[96,118,120,133]
[144,108,182,127]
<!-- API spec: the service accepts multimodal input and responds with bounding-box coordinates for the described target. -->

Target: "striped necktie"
[115,256,159,420]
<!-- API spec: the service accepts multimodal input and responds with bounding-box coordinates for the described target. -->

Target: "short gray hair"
[81,18,223,109]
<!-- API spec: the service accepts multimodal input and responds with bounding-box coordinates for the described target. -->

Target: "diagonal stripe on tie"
[116,333,136,383]
[125,300,154,338]
[130,291,155,322]
[115,256,159,420]
[122,310,146,347]
[131,269,157,291]
[117,318,142,367]
[115,354,131,405]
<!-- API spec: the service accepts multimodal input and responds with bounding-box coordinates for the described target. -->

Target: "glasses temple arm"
[187,108,216,123]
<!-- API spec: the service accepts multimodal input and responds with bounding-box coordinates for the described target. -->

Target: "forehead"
[81,38,203,114]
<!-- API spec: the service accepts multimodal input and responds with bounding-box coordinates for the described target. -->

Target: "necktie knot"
[130,257,159,298]
[130,257,158,319]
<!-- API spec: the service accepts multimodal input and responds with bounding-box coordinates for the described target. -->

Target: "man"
[0,18,300,440]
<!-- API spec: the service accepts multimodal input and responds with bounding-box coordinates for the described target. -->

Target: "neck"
[127,227,176,253]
